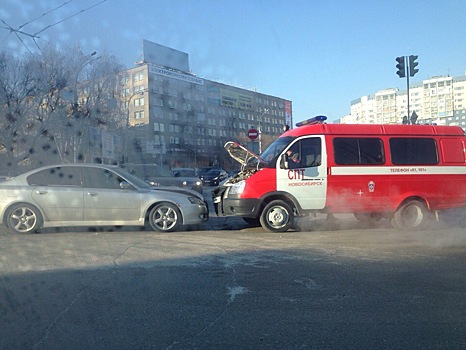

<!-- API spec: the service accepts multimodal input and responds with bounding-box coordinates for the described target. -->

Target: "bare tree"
[0,45,123,171]
[54,47,123,163]
[0,52,42,168]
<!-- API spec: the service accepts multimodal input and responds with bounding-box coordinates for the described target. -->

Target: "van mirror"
[280,154,289,169]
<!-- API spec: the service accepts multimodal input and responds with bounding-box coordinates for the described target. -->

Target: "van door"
[276,136,327,209]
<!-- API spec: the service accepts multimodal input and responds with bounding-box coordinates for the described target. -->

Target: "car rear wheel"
[6,203,43,234]
[392,200,430,230]
[260,200,293,232]
[148,202,182,232]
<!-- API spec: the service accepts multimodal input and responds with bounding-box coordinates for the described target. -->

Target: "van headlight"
[229,180,246,195]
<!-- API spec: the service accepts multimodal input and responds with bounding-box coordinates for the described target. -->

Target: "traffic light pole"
[396,55,418,124]
[406,64,411,121]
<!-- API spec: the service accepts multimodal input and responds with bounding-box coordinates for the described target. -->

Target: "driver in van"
[286,148,300,168]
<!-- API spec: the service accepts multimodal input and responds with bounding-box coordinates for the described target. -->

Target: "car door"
[81,167,141,223]
[276,136,327,210]
[29,166,84,222]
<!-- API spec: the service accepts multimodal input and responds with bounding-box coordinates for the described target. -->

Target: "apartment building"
[343,74,466,129]
[117,40,292,168]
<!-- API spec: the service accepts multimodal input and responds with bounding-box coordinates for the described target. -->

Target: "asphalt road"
[0,212,465,350]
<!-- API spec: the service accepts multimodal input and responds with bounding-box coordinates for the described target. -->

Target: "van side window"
[334,138,384,165]
[390,138,438,165]
[286,138,321,168]
[301,137,322,167]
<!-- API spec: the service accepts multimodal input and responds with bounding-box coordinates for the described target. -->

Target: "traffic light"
[396,56,406,78]
[409,55,419,77]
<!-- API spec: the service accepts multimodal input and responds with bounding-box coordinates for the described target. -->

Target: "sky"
[0,0,465,124]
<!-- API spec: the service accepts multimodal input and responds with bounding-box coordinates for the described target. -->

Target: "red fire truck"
[213,116,466,232]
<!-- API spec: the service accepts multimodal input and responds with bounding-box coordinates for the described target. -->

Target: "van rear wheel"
[260,200,293,232]
[393,200,430,230]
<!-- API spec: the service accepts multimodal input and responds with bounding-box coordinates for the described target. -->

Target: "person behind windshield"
[286,148,300,168]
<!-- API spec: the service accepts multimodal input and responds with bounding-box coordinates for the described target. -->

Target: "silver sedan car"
[0,164,208,234]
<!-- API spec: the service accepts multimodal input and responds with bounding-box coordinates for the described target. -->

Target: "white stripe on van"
[330,166,466,176]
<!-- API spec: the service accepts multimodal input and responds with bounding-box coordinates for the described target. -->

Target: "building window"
[168,100,176,109]
[133,71,144,82]
[154,123,164,132]
[169,124,180,133]
[134,98,144,107]
[134,111,145,119]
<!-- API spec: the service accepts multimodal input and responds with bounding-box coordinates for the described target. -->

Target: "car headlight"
[182,181,188,186]
[229,180,246,195]
[188,196,204,205]
[195,180,202,186]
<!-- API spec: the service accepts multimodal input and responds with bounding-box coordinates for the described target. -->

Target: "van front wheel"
[260,200,293,233]
[393,200,430,230]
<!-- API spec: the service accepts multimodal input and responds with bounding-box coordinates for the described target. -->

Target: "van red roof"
[283,123,465,137]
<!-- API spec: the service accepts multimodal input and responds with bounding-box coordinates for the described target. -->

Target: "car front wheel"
[148,202,182,232]
[6,203,43,234]
[260,200,293,232]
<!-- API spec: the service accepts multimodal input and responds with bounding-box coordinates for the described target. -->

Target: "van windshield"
[258,136,295,168]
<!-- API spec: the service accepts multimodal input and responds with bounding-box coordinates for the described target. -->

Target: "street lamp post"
[258,108,268,154]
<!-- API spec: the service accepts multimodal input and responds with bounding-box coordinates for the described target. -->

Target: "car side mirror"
[120,181,131,190]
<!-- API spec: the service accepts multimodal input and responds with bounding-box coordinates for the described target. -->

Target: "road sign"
[248,128,259,140]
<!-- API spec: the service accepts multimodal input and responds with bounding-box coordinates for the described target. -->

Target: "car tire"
[148,202,182,232]
[6,203,43,234]
[392,200,431,230]
[260,200,293,232]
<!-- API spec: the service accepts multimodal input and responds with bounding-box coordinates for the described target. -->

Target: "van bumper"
[212,187,259,217]
[219,198,260,217]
